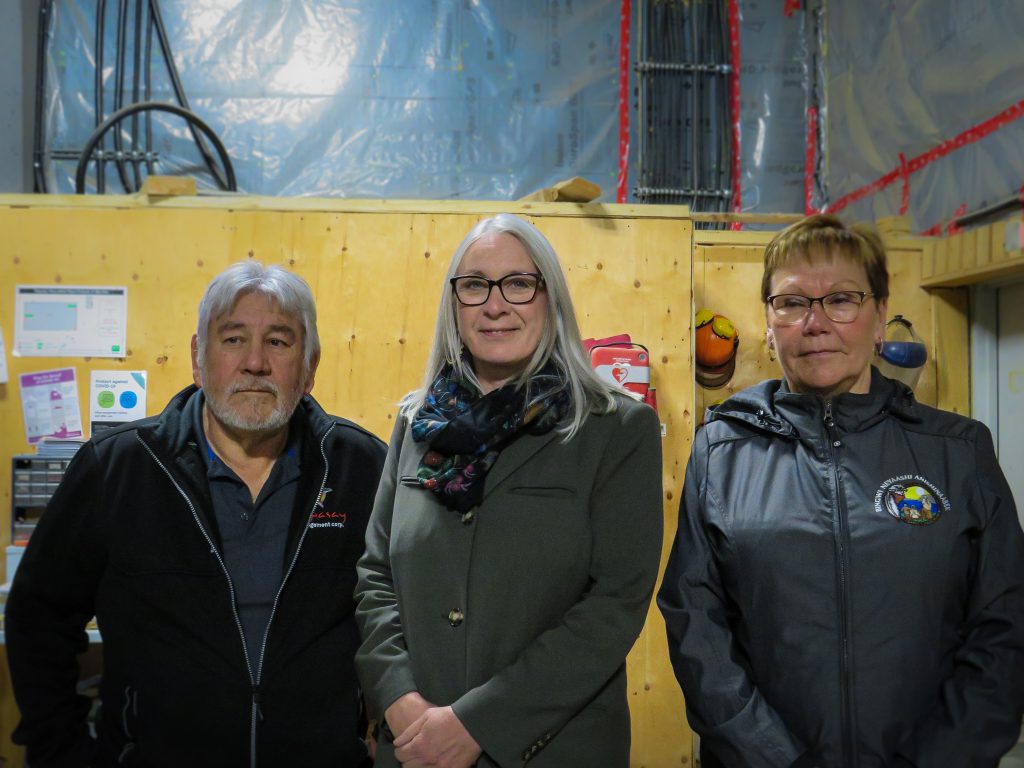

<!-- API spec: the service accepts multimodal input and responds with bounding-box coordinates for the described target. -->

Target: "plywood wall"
[0,196,975,767]
[0,196,694,767]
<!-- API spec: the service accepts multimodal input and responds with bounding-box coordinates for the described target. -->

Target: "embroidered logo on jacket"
[316,487,332,508]
[309,488,346,528]
[874,475,949,525]
[309,510,347,528]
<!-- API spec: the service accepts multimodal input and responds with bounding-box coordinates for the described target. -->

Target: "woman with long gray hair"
[355,213,663,767]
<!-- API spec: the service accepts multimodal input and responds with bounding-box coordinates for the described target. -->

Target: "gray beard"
[203,380,304,434]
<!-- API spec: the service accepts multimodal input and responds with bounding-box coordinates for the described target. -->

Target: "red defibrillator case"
[589,343,651,398]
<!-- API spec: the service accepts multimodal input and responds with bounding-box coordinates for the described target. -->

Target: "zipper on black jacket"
[137,434,256,679]
[823,402,856,768]
[249,424,335,768]
[138,430,334,768]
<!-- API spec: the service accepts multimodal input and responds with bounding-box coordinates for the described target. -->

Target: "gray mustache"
[229,381,279,396]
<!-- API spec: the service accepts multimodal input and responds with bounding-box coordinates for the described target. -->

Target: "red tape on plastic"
[946,202,968,235]
[827,99,1024,216]
[898,152,909,216]
[805,105,818,214]
[616,0,632,204]
[729,0,742,229]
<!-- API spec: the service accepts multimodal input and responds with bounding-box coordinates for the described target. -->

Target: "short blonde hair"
[762,214,889,302]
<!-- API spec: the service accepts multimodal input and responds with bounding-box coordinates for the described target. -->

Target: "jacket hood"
[706,366,921,438]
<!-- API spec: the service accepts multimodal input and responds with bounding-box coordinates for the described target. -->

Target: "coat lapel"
[398,421,561,506]
[482,429,561,499]
[398,427,429,478]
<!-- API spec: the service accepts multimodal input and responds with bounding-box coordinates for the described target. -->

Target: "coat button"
[447,608,464,627]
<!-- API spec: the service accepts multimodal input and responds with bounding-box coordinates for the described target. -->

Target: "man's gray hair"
[402,213,617,439]
[196,261,320,374]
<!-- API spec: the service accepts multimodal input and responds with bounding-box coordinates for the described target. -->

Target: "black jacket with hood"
[5,386,387,768]
[658,368,1024,768]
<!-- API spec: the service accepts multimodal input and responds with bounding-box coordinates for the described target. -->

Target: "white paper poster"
[18,368,84,445]
[0,326,8,383]
[90,370,147,434]
[14,285,128,358]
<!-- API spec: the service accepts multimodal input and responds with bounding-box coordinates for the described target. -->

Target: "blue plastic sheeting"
[43,0,622,199]
[734,2,806,217]
[822,0,1024,231]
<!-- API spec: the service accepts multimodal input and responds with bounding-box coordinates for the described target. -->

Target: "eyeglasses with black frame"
[766,291,875,325]
[450,272,545,306]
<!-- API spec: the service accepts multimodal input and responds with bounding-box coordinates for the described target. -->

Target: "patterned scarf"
[410,362,570,513]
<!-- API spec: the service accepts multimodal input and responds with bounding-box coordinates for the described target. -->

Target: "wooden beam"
[518,176,603,203]
[690,211,802,225]
[139,175,197,197]
[921,256,1024,287]
[930,288,971,415]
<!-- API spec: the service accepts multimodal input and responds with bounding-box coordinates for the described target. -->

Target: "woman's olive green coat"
[355,395,663,767]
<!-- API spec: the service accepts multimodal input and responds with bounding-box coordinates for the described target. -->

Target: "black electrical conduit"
[35,0,233,193]
[31,0,53,192]
[95,0,107,191]
[112,0,133,191]
[75,101,237,194]
[144,0,155,175]
[634,0,732,224]
[147,0,228,190]
[131,0,146,184]
[99,0,227,192]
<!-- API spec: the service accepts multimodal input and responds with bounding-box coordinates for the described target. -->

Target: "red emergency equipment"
[590,343,651,399]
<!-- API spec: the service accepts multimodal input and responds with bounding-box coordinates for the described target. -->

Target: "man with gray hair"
[6,261,386,767]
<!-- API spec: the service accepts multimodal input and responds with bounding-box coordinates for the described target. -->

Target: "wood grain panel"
[0,196,973,767]
[0,196,694,767]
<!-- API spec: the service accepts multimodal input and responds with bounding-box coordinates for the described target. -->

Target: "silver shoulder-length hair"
[401,213,618,439]
[195,260,320,375]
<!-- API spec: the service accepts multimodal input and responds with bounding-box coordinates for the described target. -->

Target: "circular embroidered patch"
[874,474,949,525]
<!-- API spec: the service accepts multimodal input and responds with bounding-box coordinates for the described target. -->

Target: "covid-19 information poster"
[18,367,84,445]
[14,285,128,358]
[89,370,147,435]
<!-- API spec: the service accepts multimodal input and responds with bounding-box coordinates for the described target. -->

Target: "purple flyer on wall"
[18,367,84,445]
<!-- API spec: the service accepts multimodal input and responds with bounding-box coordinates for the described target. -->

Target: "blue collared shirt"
[187,390,302,670]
